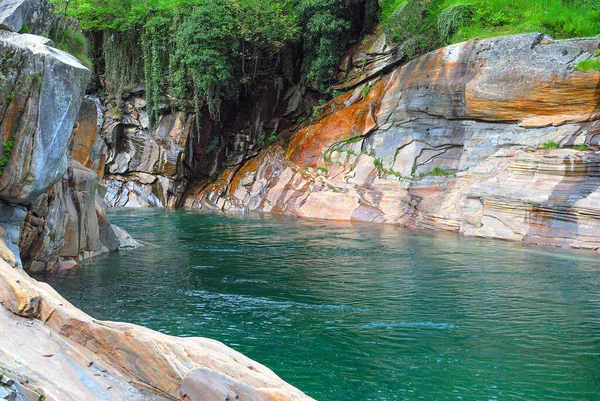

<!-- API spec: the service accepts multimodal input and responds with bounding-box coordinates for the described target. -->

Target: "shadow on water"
[41,209,600,401]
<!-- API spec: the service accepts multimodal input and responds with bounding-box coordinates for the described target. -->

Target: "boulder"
[0,0,55,35]
[0,31,90,205]
[19,161,121,273]
[0,0,34,32]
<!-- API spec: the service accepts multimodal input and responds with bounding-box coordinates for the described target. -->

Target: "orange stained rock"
[285,80,385,168]
[227,151,274,198]
[467,71,600,123]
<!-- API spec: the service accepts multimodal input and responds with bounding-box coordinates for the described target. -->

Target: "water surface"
[43,209,600,400]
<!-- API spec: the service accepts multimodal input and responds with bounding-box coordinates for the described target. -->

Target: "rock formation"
[184,33,600,252]
[101,91,191,208]
[0,2,315,400]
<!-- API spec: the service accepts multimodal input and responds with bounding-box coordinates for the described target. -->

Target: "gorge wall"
[180,33,600,252]
[96,26,600,253]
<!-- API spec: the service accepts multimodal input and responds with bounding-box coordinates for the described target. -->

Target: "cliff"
[183,33,600,252]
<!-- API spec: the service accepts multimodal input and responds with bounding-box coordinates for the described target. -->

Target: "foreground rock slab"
[0,259,314,401]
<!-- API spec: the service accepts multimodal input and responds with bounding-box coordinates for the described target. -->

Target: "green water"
[42,209,600,400]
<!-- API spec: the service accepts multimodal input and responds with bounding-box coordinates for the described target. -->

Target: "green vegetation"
[19,24,30,34]
[541,140,560,149]
[418,166,454,177]
[381,0,600,58]
[54,0,379,124]
[206,137,219,153]
[51,0,599,128]
[257,130,267,148]
[317,166,328,173]
[572,144,590,151]
[344,135,364,144]
[374,157,406,177]
[575,59,600,73]
[0,136,15,176]
[360,85,371,97]
[5,92,14,105]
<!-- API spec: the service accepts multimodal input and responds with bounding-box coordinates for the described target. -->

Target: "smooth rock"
[0,31,90,204]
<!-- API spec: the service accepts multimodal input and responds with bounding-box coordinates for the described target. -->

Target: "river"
[42,209,600,400]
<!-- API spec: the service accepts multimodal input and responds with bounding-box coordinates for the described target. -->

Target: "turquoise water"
[42,209,600,400]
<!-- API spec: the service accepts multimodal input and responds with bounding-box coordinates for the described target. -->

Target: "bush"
[51,26,92,68]
[384,0,427,43]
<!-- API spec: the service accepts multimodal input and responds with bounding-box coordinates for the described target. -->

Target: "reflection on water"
[42,209,600,401]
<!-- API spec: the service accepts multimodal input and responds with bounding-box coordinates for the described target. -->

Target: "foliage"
[5,92,14,105]
[437,4,474,44]
[541,141,560,149]
[384,0,427,43]
[297,0,356,89]
[0,136,15,176]
[102,30,144,96]
[575,59,600,73]
[382,0,600,61]
[50,25,92,68]
[418,166,454,177]
[56,0,377,122]
[19,24,30,34]
[572,144,590,151]
[360,85,371,97]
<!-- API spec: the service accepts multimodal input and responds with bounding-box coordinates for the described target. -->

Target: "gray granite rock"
[0,31,90,205]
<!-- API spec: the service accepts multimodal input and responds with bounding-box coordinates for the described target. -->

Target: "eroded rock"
[186,34,600,252]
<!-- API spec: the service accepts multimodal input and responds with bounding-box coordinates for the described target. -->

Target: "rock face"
[0,0,54,34]
[0,258,314,401]
[185,33,600,252]
[101,76,319,208]
[102,92,191,208]
[0,28,102,270]
[0,31,89,204]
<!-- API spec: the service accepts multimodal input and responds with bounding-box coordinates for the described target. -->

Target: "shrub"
[0,136,15,176]
[51,26,92,68]
[384,0,427,43]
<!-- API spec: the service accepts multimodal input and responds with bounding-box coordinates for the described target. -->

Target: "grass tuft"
[575,59,600,73]
[541,141,560,149]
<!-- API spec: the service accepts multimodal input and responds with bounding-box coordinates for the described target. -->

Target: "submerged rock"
[186,33,600,252]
